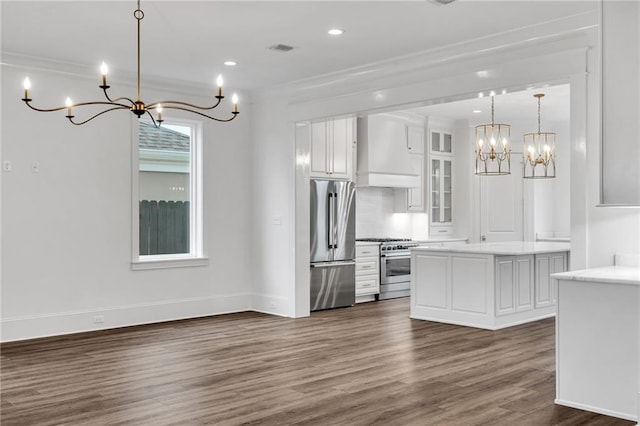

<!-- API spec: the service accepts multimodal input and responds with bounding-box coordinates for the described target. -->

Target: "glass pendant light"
[523,93,556,179]
[475,95,511,175]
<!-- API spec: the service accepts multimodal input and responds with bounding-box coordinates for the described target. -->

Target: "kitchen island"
[410,241,570,330]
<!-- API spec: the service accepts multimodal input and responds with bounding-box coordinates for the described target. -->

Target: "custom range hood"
[356,113,420,188]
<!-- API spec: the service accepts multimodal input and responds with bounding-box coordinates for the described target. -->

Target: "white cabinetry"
[411,245,569,330]
[407,125,425,155]
[495,255,534,316]
[395,125,425,212]
[535,252,566,308]
[355,244,380,299]
[430,155,453,234]
[430,130,452,154]
[310,117,355,180]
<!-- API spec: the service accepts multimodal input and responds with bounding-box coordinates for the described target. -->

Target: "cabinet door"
[430,156,453,229]
[550,252,567,305]
[431,130,453,154]
[310,121,329,178]
[330,117,354,180]
[407,154,424,211]
[496,257,516,316]
[515,255,533,312]
[431,158,441,222]
[442,159,452,223]
[407,125,425,155]
[535,254,553,308]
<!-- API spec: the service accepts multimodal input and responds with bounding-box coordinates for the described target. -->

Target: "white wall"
[1,65,254,341]
[250,98,296,317]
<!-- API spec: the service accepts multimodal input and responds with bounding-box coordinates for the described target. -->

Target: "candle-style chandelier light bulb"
[20,0,239,127]
[523,93,556,179]
[474,95,511,175]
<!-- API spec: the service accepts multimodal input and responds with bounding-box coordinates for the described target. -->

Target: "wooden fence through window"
[139,200,189,255]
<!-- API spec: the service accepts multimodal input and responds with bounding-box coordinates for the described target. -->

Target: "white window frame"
[131,117,207,270]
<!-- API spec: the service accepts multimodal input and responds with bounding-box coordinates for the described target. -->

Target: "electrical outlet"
[93,315,105,324]
[31,161,40,173]
[3,161,12,172]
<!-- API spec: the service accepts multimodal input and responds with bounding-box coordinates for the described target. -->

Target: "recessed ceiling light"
[473,110,482,114]
[328,28,344,36]
[224,61,237,66]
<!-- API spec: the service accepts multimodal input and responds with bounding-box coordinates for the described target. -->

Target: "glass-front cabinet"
[428,123,454,236]
[431,156,453,228]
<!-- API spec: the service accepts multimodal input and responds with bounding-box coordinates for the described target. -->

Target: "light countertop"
[411,241,570,256]
[552,266,640,286]
[414,237,468,244]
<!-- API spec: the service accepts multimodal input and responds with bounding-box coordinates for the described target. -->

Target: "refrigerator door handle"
[311,261,356,268]
[328,193,335,249]
[332,192,338,249]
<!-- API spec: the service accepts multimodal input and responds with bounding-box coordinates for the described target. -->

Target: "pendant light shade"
[523,94,556,179]
[475,95,511,175]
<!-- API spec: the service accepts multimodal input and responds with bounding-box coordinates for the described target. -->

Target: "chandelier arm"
[161,105,239,122]
[71,101,131,109]
[146,97,223,111]
[143,110,161,128]
[22,100,70,113]
[101,87,136,105]
[66,106,131,126]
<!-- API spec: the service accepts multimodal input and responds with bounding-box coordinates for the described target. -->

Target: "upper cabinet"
[600,1,640,205]
[407,125,425,155]
[395,124,426,212]
[427,119,455,236]
[430,130,452,154]
[357,114,420,188]
[310,116,355,180]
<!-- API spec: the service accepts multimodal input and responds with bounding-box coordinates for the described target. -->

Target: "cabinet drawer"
[356,245,379,257]
[356,277,379,295]
[356,260,379,274]
[430,227,452,236]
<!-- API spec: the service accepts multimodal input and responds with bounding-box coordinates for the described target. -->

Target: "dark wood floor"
[1,298,634,426]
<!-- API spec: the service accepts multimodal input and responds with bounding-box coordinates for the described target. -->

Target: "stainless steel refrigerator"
[310,179,356,311]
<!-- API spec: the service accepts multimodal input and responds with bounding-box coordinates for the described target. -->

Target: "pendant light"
[523,93,556,179]
[20,1,239,127]
[475,95,511,175]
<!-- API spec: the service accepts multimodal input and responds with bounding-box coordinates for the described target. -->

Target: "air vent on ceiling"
[269,44,295,52]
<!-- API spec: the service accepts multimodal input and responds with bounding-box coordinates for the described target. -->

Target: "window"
[132,119,205,269]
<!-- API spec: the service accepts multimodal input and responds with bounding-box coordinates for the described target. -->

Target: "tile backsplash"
[356,186,429,239]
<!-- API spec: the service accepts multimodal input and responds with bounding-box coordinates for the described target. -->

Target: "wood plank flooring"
[1,298,634,425]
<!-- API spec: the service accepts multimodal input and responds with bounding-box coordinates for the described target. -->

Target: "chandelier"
[523,93,556,179]
[20,1,239,127]
[475,95,511,175]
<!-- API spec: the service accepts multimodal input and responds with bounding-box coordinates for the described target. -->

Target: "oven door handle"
[380,254,411,258]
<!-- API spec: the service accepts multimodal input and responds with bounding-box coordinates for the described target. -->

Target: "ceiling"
[2,1,596,93]
[405,84,571,123]
[2,2,585,124]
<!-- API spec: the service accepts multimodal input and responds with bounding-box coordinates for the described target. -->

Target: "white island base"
[410,242,569,330]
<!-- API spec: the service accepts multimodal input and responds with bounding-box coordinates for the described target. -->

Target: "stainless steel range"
[356,238,419,300]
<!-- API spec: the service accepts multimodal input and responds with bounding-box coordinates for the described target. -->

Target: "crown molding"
[256,9,596,105]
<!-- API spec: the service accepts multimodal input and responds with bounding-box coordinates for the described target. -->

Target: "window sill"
[131,256,209,271]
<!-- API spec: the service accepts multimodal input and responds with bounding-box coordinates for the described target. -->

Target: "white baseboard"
[555,398,638,422]
[250,293,291,317]
[1,294,251,343]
